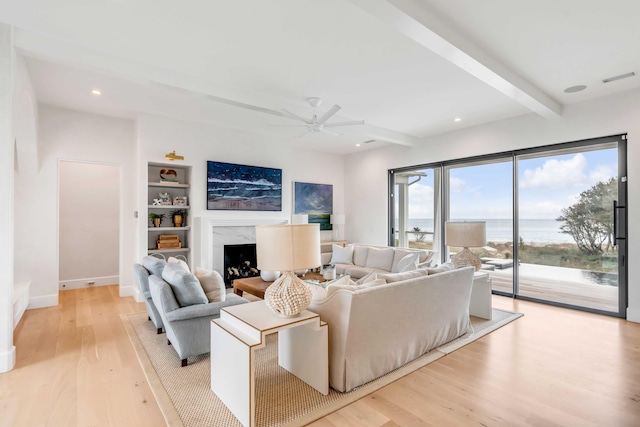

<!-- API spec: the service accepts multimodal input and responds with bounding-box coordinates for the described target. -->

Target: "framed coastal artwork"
[207,161,282,211]
[293,182,333,230]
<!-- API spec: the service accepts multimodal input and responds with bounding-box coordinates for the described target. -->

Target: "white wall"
[14,105,136,307]
[345,88,640,322]
[58,161,120,288]
[136,115,345,278]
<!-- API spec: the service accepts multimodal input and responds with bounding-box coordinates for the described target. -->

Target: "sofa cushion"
[141,255,167,277]
[364,247,395,272]
[353,245,369,266]
[344,266,388,280]
[308,275,351,301]
[162,263,208,307]
[379,269,429,283]
[358,278,387,288]
[168,256,190,272]
[194,267,226,303]
[330,244,354,265]
[392,252,420,273]
[427,262,456,275]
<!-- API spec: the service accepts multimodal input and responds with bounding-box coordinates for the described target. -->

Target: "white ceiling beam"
[349,0,562,118]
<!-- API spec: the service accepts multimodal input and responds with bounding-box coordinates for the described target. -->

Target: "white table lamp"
[256,224,321,317]
[445,221,486,271]
[330,214,345,241]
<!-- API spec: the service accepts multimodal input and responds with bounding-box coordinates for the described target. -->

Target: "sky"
[407,148,618,220]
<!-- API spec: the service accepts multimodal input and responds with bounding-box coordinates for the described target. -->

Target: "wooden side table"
[211,301,328,426]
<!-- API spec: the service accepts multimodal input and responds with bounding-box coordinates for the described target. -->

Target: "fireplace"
[223,244,259,286]
[195,217,288,284]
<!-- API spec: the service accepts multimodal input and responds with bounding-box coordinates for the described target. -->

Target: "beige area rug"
[121,309,522,427]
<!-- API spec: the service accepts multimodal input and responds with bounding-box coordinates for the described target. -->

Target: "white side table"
[211,301,328,427]
[470,271,492,319]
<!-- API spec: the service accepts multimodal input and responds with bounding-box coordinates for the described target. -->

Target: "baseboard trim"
[29,293,58,309]
[0,345,16,373]
[59,275,119,290]
[119,285,138,299]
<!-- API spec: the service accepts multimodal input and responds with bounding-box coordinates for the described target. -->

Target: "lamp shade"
[445,221,486,247]
[256,224,321,271]
[291,214,308,224]
[330,214,345,225]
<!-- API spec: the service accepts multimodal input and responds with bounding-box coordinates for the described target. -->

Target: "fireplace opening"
[223,243,259,286]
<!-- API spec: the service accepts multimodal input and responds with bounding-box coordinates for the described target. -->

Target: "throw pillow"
[393,252,419,273]
[194,267,226,303]
[364,247,395,272]
[141,255,167,277]
[355,271,378,285]
[330,244,354,265]
[162,262,208,307]
[426,262,456,275]
[379,269,429,283]
[168,256,190,272]
[358,278,387,288]
[352,245,369,266]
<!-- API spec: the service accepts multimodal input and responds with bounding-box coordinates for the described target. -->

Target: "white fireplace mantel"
[194,217,288,273]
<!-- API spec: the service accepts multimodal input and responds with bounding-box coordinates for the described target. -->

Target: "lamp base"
[264,271,312,318]
[452,247,481,271]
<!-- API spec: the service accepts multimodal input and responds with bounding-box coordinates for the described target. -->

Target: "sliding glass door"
[516,141,624,313]
[389,134,627,317]
[445,159,514,294]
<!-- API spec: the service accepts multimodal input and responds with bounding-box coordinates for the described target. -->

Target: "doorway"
[58,160,120,290]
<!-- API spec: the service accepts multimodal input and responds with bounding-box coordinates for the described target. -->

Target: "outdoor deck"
[486,262,619,312]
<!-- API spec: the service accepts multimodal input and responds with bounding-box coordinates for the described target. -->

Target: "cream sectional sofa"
[321,243,436,279]
[307,265,474,392]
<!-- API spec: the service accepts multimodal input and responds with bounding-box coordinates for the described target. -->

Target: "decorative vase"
[264,271,312,318]
[173,214,183,227]
[153,218,161,227]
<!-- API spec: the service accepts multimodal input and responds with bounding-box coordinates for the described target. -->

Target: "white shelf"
[148,182,190,188]
[148,205,191,209]
[148,226,191,231]
[148,248,190,254]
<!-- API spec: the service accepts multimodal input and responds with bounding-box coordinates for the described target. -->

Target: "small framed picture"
[158,192,172,205]
[173,196,188,206]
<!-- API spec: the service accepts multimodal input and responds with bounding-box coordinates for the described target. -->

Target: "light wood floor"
[3,286,640,426]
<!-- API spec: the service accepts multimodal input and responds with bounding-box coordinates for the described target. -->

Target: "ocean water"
[406,218,575,244]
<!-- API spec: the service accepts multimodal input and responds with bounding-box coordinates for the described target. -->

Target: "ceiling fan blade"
[281,109,312,124]
[323,120,365,128]
[316,104,341,124]
[321,128,343,137]
[296,129,311,137]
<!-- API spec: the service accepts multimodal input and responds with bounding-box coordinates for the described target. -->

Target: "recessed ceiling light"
[355,143,361,147]
[454,117,461,122]
[91,89,102,95]
[564,85,587,93]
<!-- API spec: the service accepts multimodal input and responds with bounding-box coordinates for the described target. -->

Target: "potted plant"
[170,209,187,227]
[149,212,165,227]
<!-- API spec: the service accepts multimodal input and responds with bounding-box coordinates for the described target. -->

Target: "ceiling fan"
[281,97,364,136]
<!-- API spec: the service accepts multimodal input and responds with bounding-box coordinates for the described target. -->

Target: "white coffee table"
[210,300,328,427]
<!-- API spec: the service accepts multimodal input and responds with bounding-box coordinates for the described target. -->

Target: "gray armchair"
[149,275,249,366]
[133,263,164,334]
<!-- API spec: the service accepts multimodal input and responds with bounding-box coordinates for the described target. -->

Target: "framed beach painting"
[207,161,282,211]
[293,182,333,230]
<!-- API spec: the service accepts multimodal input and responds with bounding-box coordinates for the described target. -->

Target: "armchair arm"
[165,294,248,322]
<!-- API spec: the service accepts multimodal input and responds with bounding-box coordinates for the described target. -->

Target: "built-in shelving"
[147,162,192,265]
